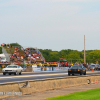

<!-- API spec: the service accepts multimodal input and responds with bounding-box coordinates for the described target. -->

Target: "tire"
[3,73,6,75]
[84,71,86,75]
[14,72,17,75]
[19,71,22,75]
[68,73,70,76]
[72,74,74,76]
[80,72,82,75]
[9,73,11,75]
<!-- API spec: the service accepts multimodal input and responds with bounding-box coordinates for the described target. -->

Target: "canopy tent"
[0,54,6,58]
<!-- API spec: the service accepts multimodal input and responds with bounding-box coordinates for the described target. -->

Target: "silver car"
[2,64,23,75]
[88,64,98,70]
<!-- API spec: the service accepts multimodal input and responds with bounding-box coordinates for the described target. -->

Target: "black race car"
[68,65,86,76]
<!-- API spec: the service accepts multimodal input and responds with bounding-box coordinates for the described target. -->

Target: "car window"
[71,65,82,69]
[7,66,17,68]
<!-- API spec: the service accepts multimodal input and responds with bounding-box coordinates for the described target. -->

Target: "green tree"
[86,50,100,63]
[0,46,2,54]
[10,43,22,47]
[39,49,100,63]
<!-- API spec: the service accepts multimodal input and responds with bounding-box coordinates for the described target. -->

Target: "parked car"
[2,64,23,75]
[88,64,98,70]
[97,65,100,70]
[68,65,86,76]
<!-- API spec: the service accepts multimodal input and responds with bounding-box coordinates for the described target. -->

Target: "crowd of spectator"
[42,62,90,68]
[7,46,42,64]
[1,43,12,48]
[22,48,41,64]
[1,43,43,64]
[10,47,22,62]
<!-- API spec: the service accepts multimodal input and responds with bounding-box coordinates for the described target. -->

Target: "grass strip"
[43,88,100,100]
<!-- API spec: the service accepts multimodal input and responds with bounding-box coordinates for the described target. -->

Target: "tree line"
[39,49,100,63]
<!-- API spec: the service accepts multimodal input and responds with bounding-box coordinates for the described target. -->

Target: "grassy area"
[43,88,100,100]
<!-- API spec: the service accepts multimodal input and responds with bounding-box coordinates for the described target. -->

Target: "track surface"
[0,71,100,84]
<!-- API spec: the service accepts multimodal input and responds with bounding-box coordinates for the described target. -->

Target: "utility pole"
[84,35,86,63]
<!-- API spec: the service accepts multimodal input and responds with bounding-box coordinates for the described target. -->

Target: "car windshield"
[90,65,95,67]
[7,66,17,68]
[71,65,82,69]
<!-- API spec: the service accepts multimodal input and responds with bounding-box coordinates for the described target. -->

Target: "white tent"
[0,53,6,58]
[0,54,7,62]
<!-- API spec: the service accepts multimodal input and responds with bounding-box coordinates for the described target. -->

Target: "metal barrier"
[32,67,69,72]
[35,47,45,61]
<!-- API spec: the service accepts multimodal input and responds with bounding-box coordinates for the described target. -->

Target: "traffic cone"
[95,79,98,84]
[92,69,94,72]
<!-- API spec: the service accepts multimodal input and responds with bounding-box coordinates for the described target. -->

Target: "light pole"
[84,35,86,63]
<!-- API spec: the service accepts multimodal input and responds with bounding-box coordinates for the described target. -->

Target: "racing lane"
[0,71,100,84]
[0,71,68,77]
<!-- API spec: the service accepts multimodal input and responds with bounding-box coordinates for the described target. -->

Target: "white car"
[2,65,23,75]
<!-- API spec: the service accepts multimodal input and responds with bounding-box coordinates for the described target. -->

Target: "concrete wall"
[0,75,100,99]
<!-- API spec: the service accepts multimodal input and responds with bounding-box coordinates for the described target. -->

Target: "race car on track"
[2,64,23,75]
[68,65,86,76]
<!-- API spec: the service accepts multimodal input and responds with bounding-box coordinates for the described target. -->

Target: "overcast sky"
[0,0,100,51]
